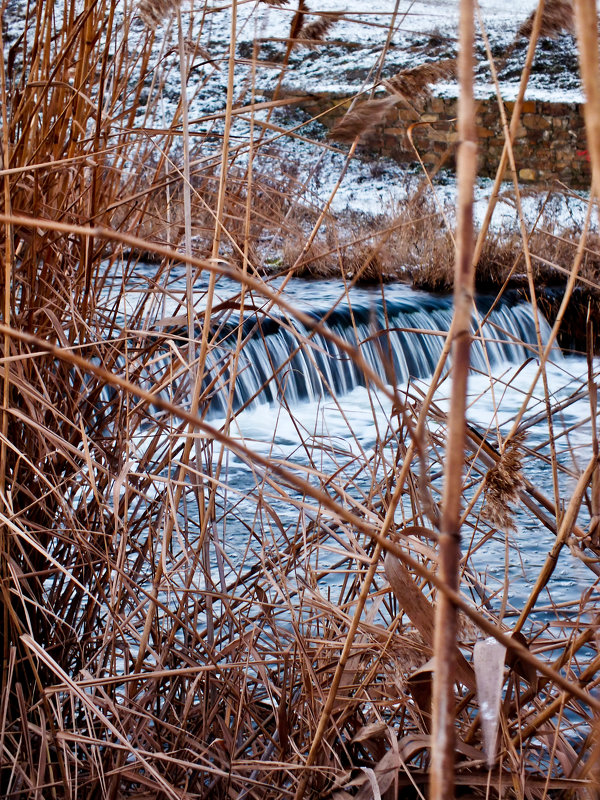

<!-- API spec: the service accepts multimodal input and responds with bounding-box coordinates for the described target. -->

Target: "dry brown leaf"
[385,552,475,691]
[398,733,484,763]
[506,630,538,688]
[351,721,389,743]
[355,750,401,800]
[384,551,435,642]
[474,637,506,768]
[406,660,434,723]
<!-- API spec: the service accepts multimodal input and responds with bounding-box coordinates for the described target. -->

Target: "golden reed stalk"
[429,0,477,796]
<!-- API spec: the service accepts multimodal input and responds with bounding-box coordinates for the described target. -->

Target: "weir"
[146,290,555,417]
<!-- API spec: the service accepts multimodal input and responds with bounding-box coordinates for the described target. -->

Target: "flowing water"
[111,271,596,636]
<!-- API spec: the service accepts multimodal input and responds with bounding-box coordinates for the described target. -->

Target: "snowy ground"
[223,0,583,101]
[157,0,588,230]
[2,0,589,232]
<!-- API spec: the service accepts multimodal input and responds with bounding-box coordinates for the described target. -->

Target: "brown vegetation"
[383,59,457,104]
[0,0,599,798]
[518,0,575,40]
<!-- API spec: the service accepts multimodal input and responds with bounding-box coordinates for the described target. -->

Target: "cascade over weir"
[141,290,555,417]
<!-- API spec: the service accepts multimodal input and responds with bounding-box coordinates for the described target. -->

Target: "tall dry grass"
[0,1,599,798]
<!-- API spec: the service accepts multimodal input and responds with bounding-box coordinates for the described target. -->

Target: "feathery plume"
[298,12,342,47]
[481,433,526,532]
[289,0,309,43]
[383,59,456,102]
[138,0,181,28]
[518,0,574,40]
[329,96,398,143]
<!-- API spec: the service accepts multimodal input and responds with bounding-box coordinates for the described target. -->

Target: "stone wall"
[296,92,591,187]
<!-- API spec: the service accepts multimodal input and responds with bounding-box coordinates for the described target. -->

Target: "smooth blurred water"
[117,274,597,635]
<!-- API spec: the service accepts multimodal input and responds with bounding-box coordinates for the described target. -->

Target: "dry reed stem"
[430,0,477,797]
[477,11,564,528]
[514,452,599,632]
[0,12,11,529]
[472,0,545,268]
[574,0,600,208]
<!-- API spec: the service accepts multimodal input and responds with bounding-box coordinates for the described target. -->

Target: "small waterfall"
[145,290,556,417]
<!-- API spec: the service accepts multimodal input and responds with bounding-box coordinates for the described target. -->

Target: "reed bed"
[0,1,599,798]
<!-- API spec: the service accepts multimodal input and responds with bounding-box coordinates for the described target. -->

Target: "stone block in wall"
[434,130,458,143]
[519,168,537,181]
[550,129,569,143]
[396,108,421,122]
[429,119,454,131]
[442,101,457,116]
[430,97,445,113]
[523,114,551,130]
[477,126,494,138]
[542,102,572,116]
[511,144,529,160]
[505,100,536,113]
[481,115,500,131]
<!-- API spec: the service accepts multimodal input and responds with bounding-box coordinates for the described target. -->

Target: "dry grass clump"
[280,194,455,284]
[518,0,575,40]
[107,148,302,268]
[281,198,600,352]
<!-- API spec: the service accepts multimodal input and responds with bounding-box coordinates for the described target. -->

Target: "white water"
[212,355,594,623]
[122,275,597,633]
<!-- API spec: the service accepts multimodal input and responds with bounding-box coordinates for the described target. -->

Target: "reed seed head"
[138,0,181,28]
[383,59,456,103]
[298,12,342,47]
[329,96,398,143]
[482,433,526,532]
